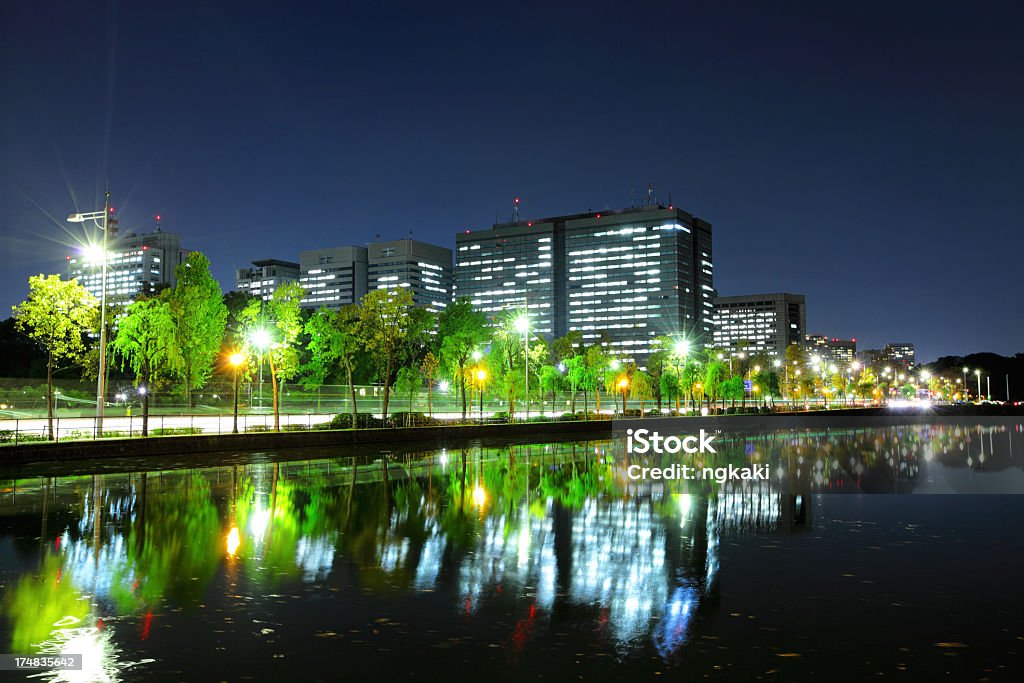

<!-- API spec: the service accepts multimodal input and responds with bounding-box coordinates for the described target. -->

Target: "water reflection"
[0,421,1020,679]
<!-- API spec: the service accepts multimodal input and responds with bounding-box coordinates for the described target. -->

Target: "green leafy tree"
[703,361,727,409]
[111,293,181,436]
[12,274,98,439]
[393,366,422,424]
[630,370,654,416]
[420,351,440,417]
[722,376,745,408]
[538,364,563,415]
[358,287,415,422]
[436,299,489,419]
[168,252,227,408]
[584,345,609,416]
[303,305,363,421]
[564,354,587,414]
[239,281,305,431]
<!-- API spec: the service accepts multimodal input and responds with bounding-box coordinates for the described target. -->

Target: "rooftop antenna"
[667,193,673,210]
[630,187,635,208]
[375,232,380,242]
[408,228,413,240]
[513,196,520,223]
[154,214,161,233]
[647,181,654,207]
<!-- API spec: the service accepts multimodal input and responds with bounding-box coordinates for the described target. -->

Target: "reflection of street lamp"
[229,352,245,434]
[226,527,241,557]
[68,195,112,434]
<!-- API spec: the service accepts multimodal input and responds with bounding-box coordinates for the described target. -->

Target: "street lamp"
[673,338,689,414]
[974,369,982,402]
[962,367,969,399]
[229,352,245,434]
[476,368,487,423]
[251,328,271,407]
[68,194,112,434]
[616,376,629,416]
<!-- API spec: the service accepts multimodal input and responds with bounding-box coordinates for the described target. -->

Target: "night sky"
[2,1,1022,362]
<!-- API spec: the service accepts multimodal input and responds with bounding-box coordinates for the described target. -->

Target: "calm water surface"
[1,421,1022,681]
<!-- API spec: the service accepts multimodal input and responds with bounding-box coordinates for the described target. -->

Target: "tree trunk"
[47,351,54,441]
[269,354,280,432]
[380,359,393,422]
[345,360,358,425]
[427,384,433,418]
[142,363,150,437]
[460,362,468,419]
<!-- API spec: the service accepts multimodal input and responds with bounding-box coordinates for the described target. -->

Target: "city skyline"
[2,2,1023,362]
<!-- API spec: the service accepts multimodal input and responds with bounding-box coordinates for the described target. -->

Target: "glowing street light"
[974,369,982,401]
[476,368,487,422]
[229,351,245,434]
[68,193,112,434]
[616,375,630,416]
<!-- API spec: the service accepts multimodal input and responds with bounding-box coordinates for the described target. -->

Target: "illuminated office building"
[235,259,300,300]
[368,239,453,314]
[68,229,190,302]
[712,293,806,358]
[298,246,368,310]
[454,205,714,364]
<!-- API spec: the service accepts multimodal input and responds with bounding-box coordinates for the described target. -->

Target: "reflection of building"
[368,239,453,314]
[68,229,191,302]
[713,293,806,358]
[455,205,714,365]
[235,259,300,300]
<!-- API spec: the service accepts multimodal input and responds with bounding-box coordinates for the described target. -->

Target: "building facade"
[235,259,300,300]
[712,293,806,358]
[805,335,857,365]
[68,229,190,302]
[368,239,453,314]
[298,246,368,310]
[454,205,713,364]
[883,342,915,369]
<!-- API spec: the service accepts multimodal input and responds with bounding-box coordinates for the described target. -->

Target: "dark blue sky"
[3,1,1022,362]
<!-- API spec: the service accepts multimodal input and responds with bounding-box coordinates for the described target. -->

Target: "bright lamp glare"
[81,244,104,264]
[674,339,689,356]
[251,329,271,349]
[514,316,529,333]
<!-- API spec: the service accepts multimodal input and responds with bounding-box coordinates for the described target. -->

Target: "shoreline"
[1,404,1020,469]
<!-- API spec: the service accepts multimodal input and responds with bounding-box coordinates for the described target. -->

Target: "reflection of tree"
[5,554,90,652]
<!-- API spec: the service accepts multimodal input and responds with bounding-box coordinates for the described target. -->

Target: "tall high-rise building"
[235,259,300,300]
[712,293,806,358]
[298,246,368,310]
[68,228,190,302]
[368,239,453,314]
[454,205,713,364]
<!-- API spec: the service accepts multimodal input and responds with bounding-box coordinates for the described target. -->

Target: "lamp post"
[673,339,689,414]
[975,369,982,403]
[616,376,629,416]
[476,368,486,423]
[515,314,530,421]
[962,366,969,400]
[67,193,111,435]
[229,352,245,434]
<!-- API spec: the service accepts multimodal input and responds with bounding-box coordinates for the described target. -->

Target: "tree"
[584,345,609,416]
[564,354,587,414]
[538,365,563,415]
[111,293,181,436]
[436,299,489,420]
[420,351,440,417]
[393,366,422,425]
[302,305,364,423]
[358,288,415,422]
[167,253,227,408]
[721,376,745,408]
[12,274,98,439]
[240,282,305,431]
[630,371,653,416]
[703,361,727,410]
